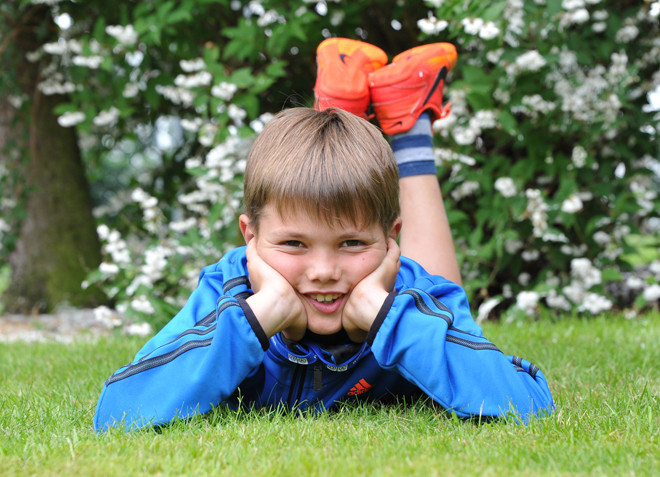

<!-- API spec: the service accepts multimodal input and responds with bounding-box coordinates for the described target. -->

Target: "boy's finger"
[245,238,263,265]
[386,237,401,264]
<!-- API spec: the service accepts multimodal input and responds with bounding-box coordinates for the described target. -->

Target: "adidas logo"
[347,378,372,396]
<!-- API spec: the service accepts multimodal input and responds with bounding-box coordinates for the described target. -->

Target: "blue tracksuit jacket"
[94,246,554,431]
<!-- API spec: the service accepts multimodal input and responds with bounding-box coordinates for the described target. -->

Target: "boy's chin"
[306,318,343,336]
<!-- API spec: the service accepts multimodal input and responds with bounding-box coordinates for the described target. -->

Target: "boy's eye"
[281,240,304,248]
[341,239,365,247]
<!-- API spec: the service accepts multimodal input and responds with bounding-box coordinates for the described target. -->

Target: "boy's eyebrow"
[272,227,377,240]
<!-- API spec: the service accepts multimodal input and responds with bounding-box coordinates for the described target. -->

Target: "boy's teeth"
[312,294,341,303]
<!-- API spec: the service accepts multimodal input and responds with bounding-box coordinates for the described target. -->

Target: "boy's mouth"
[305,293,345,314]
[310,293,342,304]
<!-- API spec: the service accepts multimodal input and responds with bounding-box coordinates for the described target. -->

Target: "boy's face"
[241,204,400,335]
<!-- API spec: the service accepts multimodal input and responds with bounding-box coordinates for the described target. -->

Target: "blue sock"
[390,112,436,177]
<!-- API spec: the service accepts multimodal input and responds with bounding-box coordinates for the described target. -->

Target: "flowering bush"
[3,0,658,327]
[421,0,660,320]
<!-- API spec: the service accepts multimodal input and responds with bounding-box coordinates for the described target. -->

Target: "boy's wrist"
[344,288,390,334]
[246,290,305,339]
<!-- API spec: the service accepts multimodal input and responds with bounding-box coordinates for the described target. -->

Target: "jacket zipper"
[286,364,308,407]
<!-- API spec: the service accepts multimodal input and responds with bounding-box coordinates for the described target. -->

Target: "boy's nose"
[306,251,341,282]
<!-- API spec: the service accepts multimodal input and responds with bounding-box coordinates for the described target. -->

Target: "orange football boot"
[314,38,388,118]
[369,43,458,134]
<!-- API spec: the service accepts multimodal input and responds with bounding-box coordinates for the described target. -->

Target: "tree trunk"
[1,5,104,312]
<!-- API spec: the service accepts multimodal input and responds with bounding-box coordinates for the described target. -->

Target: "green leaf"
[203,45,221,64]
[229,68,255,88]
[601,267,623,282]
[481,2,507,21]
[466,90,494,110]
[234,93,259,118]
[498,110,517,134]
[461,65,489,86]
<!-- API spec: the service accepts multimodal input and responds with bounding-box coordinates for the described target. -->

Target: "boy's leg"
[370,44,462,284]
[391,114,462,284]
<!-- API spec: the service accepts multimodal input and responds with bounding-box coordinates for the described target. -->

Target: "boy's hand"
[342,238,401,342]
[244,240,307,341]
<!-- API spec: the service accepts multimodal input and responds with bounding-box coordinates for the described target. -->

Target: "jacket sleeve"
[366,276,554,422]
[93,268,268,432]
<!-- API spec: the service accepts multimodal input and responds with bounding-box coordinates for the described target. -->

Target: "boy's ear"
[388,217,403,240]
[239,214,256,244]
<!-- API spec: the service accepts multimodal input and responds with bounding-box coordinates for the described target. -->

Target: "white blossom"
[228,104,247,124]
[141,246,172,281]
[179,58,205,72]
[185,157,203,169]
[106,25,138,46]
[72,55,103,69]
[39,78,76,96]
[561,194,583,214]
[461,18,484,35]
[99,262,120,275]
[452,126,479,145]
[625,276,645,290]
[211,82,238,100]
[181,118,202,132]
[156,85,195,107]
[649,261,660,280]
[125,322,153,336]
[418,16,448,35]
[94,306,123,328]
[503,0,525,46]
[615,24,639,43]
[593,231,611,246]
[545,290,571,310]
[651,1,660,18]
[169,217,198,233]
[506,50,546,75]
[562,0,584,9]
[581,293,612,314]
[571,145,588,167]
[516,291,540,315]
[451,181,480,200]
[571,258,602,288]
[520,94,556,116]
[592,22,607,33]
[93,107,120,127]
[43,39,82,55]
[123,82,140,98]
[257,10,285,27]
[541,231,569,243]
[505,238,523,254]
[470,110,497,129]
[495,177,517,197]
[525,188,549,236]
[477,297,501,323]
[486,48,504,64]
[424,0,445,7]
[479,21,500,40]
[522,250,540,261]
[174,71,213,89]
[131,188,153,207]
[592,10,608,21]
[568,8,589,24]
[643,284,660,302]
[198,123,218,147]
[57,111,85,127]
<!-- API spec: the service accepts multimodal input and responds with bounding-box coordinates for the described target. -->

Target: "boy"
[94,39,553,432]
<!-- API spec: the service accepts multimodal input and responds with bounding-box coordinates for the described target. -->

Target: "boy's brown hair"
[243,107,399,233]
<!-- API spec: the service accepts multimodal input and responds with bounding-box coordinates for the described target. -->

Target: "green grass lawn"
[1,314,658,476]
